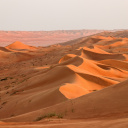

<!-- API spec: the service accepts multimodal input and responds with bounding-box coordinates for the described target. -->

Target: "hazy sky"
[0,0,128,31]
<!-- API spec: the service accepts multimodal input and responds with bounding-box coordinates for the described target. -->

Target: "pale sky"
[0,0,128,31]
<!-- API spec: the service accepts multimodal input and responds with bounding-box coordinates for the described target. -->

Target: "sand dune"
[0,34,128,127]
[6,41,37,50]
[0,51,34,63]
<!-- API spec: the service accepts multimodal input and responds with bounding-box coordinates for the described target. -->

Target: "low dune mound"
[82,46,109,54]
[95,38,123,46]
[0,47,11,52]
[6,41,37,50]
[99,59,128,71]
[59,54,77,63]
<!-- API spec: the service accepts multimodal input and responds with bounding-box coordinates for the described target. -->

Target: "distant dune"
[0,30,103,47]
[1,31,128,127]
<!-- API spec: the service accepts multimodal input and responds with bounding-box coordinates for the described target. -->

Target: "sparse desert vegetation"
[35,113,63,121]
